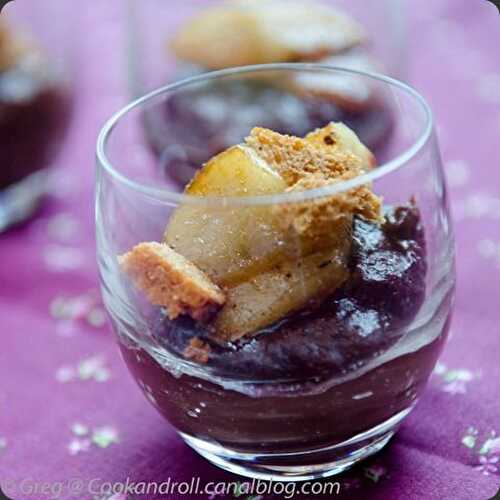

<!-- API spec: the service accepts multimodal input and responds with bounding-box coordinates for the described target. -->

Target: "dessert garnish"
[119,242,226,322]
[171,0,365,69]
[183,337,211,364]
[120,123,382,346]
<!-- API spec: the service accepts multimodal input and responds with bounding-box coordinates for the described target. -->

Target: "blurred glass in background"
[125,0,406,184]
[0,0,73,232]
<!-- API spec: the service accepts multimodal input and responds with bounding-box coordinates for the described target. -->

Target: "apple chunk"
[163,124,380,340]
[213,243,350,342]
[165,145,288,286]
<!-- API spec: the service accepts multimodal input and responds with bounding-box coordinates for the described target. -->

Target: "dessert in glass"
[96,66,455,480]
[128,0,405,182]
[0,14,71,231]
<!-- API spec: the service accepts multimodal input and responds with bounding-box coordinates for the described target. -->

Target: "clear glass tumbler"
[0,0,73,231]
[126,0,406,95]
[96,65,454,481]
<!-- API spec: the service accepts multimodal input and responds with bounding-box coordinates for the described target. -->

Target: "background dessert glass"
[125,0,407,95]
[125,0,406,185]
[0,0,72,232]
[96,65,455,481]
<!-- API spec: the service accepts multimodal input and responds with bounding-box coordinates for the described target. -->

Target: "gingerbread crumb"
[305,123,376,170]
[183,337,210,364]
[119,242,226,322]
[245,125,383,240]
[245,126,365,186]
[277,173,383,239]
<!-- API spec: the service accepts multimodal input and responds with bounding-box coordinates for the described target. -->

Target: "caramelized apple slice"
[213,244,350,342]
[166,125,380,288]
[165,145,288,286]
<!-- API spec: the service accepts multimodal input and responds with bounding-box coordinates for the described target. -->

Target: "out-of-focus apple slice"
[165,145,288,286]
[171,0,365,69]
[213,243,350,342]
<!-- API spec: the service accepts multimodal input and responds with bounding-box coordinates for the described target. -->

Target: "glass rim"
[96,63,434,207]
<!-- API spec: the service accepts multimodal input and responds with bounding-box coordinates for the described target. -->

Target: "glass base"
[181,405,414,482]
[0,170,48,232]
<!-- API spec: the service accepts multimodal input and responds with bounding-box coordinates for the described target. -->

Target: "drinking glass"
[126,0,407,96]
[96,65,454,481]
[0,0,73,231]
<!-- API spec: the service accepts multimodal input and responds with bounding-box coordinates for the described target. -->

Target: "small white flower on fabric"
[443,369,474,382]
[489,437,500,455]
[462,435,476,449]
[442,381,467,395]
[47,213,80,242]
[0,437,7,451]
[55,320,79,337]
[477,239,499,259]
[480,437,500,455]
[68,438,91,455]
[92,427,119,448]
[433,362,447,375]
[71,423,89,437]
[56,356,111,383]
[55,366,76,383]
[445,160,470,188]
[87,308,107,328]
[475,455,499,475]
[77,356,110,382]
[364,464,387,483]
[454,193,500,221]
[43,245,87,272]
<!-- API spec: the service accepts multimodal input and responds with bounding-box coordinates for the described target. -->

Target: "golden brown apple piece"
[213,243,350,342]
[166,124,382,273]
[171,0,365,69]
[165,145,288,287]
[164,124,382,339]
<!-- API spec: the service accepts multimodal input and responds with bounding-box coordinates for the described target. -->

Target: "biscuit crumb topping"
[245,125,383,241]
[183,337,211,364]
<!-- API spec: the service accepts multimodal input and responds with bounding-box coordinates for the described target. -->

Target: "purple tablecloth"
[1,1,500,499]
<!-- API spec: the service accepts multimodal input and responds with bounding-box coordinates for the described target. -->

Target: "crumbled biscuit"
[171,0,364,69]
[245,125,383,241]
[183,337,211,364]
[245,126,365,186]
[119,242,226,322]
[305,123,376,170]
[278,173,383,240]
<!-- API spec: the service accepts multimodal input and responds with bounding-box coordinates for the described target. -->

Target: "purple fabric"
[1,1,500,499]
